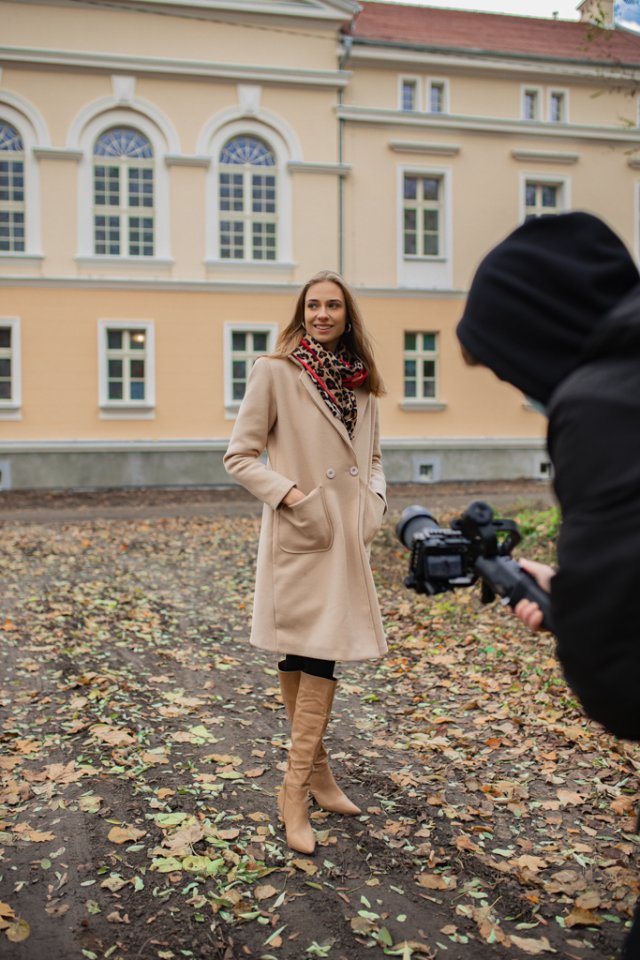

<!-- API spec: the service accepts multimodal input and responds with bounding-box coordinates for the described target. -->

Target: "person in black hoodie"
[456,211,640,959]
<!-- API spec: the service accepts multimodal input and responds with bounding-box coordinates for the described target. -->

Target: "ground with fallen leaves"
[0,483,638,960]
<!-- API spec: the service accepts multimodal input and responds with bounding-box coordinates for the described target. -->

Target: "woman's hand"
[281,487,306,508]
[514,558,555,631]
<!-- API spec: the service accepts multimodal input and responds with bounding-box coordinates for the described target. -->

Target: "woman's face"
[303,280,347,353]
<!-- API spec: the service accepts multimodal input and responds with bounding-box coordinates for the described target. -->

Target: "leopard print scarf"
[293,337,368,438]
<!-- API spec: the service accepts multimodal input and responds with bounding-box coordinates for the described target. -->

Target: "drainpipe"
[338,35,353,275]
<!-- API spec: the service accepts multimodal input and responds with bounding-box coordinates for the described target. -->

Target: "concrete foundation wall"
[0,439,550,490]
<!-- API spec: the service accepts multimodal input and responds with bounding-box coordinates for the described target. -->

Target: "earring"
[346,322,352,333]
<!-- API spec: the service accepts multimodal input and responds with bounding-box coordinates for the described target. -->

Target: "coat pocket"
[277,486,334,554]
[362,484,386,546]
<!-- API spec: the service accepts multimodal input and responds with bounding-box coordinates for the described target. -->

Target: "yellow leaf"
[6,917,30,943]
[254,884,278,901]
[416,872,457,891]
[565,907,603,928]
[107,826,146,845]
[291,858,318,875]
[510,935,555,954]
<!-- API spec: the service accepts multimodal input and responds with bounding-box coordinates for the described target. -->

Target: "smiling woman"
[224,270,387,857]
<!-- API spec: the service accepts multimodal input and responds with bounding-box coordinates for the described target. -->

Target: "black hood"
[456,212,640,404]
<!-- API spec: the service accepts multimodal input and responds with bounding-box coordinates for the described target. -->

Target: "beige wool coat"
[223,355,388,662]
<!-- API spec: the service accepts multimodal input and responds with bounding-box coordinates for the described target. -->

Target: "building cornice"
[0,46,351,88]
[349,42,640,84]
[337,104,640,145]
[8,0,360,25]
[0,274,467,297]
[511,148,580,164]
[389,140,460,156]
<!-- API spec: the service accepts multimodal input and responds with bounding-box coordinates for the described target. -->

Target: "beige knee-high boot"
[279,672,343,854]
[278,669,361,817]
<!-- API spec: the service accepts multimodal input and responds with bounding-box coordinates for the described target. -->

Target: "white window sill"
[403,256,447,264]
[0,404,22,420]
[77,256,173,270]
[0,254,44,262]
[205,259,295,274]
[225,402,241,421]
[400,400,447,412]
[99,404,156,421]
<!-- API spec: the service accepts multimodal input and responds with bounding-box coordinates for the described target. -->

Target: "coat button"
[349,466,359,476]
[326,468,336,479]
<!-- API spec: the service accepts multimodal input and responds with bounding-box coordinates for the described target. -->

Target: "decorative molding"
[381,437,547,450]
[0,438,231,453]
[238,84,261,116]
[33,147,83,161]
[389,140,460,156]
[338,104,640,144]
[287,161,352,176]
[512,149,580,164]
[112,75,136,104]
[0,47,351,89]
[627,155,640,168]
[75,256,174,270]
[349,43,640,84]
[204,259,296,273]
[164,154,211,168]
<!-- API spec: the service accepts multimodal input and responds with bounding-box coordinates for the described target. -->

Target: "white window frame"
[399,76,421,112]
[98,319,155,419]
[0,102,43,260]
[548,88,569,123]
[397,165,452,290]
[76,111,171,265]
[92,128,155,258]
[522,86,543,121]
[427,78,449,115]
[402,331,439,408]
[205,120,293,268]
[0,316,21,419]
[520,173,570,222]
[224,322,278,418]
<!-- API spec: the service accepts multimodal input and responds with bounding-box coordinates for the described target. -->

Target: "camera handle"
[474,556,555,633]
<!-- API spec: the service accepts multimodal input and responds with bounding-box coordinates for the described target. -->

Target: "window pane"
[423,178,439,201]
[108,381,123,400]
[107,330,122,350]
[403,176,417,201]
[421,333,435,351]
[232,360,246,379]
[541,185,557,207]
[402,80,416,111]
[404,380,417,399]
[108,359,122,378]
[0,328,11,349]
[232,332,246,351]
[130,359,145,379]
[130,381,145,401]
[424,209,438,232]
[404,359,417,377]
[424,233,439,256]
[0,358,11,377]
[404,332,417,351]
[0,382,11,400]
[232,381,245,400]
[130,331,146,349]
[525,184,537,207]
[253,332,268,352]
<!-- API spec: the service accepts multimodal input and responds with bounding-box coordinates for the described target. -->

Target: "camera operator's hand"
[514,558,555,631]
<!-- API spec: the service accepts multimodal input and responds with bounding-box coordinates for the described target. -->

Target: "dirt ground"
[1,481,638,960]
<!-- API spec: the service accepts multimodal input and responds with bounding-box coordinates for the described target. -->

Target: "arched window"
[0,122,25,253]
[93,127,154,257]
[219,135,276,261]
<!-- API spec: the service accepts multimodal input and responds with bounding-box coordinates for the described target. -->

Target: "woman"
[224,270,387,855]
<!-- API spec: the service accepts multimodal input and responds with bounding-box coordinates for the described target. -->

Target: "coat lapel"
[297,369,353,448]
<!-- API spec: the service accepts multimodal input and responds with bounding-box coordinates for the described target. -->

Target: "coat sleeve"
[223,358,297,510]
[369,400,387,509]
[548,383,640,741]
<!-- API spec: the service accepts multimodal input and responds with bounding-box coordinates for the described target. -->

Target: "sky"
[377,0,640,30]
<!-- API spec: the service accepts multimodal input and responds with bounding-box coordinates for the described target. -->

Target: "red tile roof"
[349,1,640,64]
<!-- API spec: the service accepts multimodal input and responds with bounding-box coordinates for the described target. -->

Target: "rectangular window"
[401,78,419,112]
[427,80,447,114]
[549,90,566,123]
[224,323,278,413]
[99,320,155,415]
[403,174,442,258]
[522,88,540,121]
[403,332,437,401]
[524,180,563,220]
[0,156,26,253]
[0,324,13,401]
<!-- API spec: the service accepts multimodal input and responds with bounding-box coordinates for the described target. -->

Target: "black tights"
[279,654,335,680]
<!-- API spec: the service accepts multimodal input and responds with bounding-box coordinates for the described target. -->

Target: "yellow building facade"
[1,0,639,488]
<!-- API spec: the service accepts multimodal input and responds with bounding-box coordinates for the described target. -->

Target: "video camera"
[396,500,554,632]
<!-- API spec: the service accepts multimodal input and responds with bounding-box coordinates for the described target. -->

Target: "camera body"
[396,500,554,632]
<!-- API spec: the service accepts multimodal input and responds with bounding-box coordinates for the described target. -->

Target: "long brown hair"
[272,270,385,396]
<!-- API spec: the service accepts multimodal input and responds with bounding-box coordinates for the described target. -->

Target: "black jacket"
[457,213,640,741]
